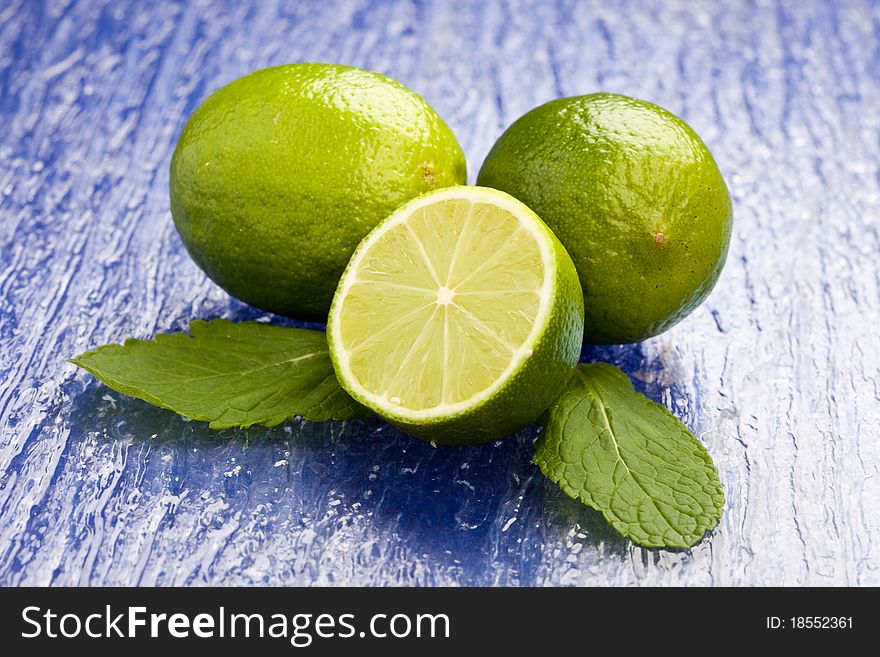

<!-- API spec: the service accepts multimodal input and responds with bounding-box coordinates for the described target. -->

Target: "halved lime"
[327,186,584,445]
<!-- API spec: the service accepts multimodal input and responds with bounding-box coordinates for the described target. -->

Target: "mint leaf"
[534,363,723,548]
[70,319,370,428]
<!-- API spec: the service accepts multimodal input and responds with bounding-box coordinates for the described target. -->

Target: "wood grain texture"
[1,0,878,586]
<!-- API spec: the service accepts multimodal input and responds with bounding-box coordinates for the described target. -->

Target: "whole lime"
[170,63,466,320]
[477,93,732,343]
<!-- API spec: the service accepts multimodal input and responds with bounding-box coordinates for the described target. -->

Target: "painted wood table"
[1,0,878,586]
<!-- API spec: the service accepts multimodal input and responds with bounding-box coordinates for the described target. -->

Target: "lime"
[170,63,466,320]
[477,93,733,343]
[327,186,584,445]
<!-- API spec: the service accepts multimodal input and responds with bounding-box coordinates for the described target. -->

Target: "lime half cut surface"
[328,186,584,445]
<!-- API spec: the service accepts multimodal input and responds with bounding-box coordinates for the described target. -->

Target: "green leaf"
[534,363,723,548]
[70,319,370,428]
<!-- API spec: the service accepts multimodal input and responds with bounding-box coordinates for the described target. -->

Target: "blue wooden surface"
[1,0,879,586]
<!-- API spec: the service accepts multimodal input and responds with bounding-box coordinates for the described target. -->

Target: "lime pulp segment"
[331,189,554,419]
